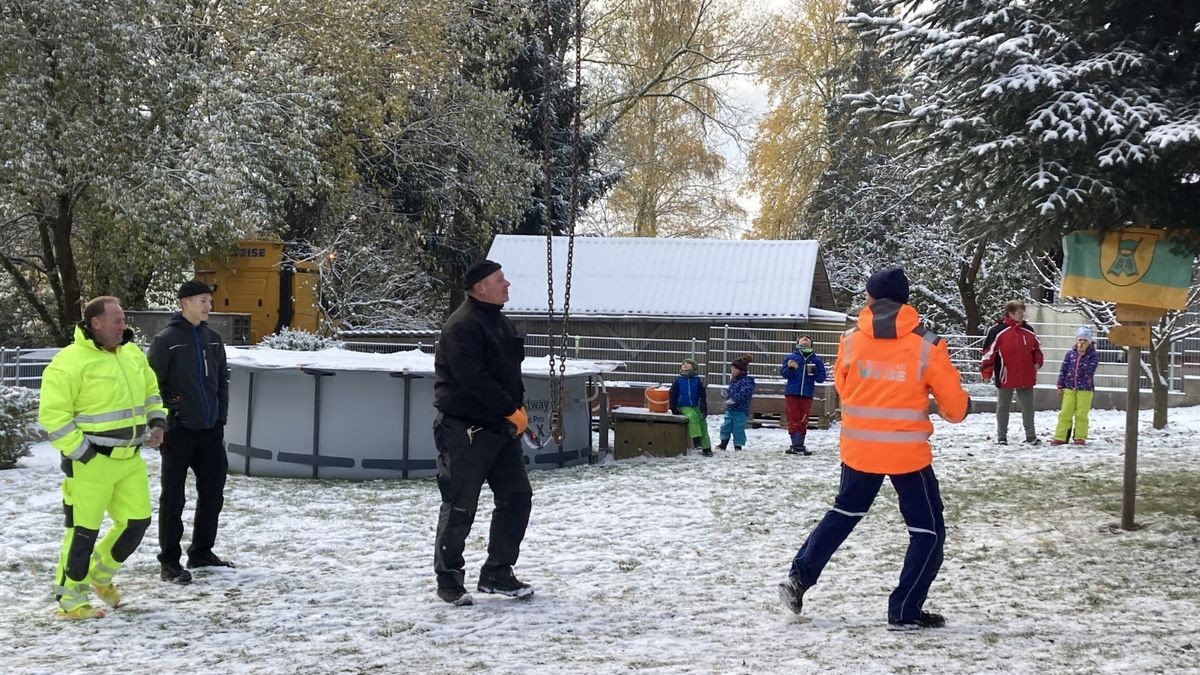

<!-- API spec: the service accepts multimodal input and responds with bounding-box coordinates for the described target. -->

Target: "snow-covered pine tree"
[506,0,617,236]
[807,0,1032,334]
[0,385,38,469]
[846,0,1200,248]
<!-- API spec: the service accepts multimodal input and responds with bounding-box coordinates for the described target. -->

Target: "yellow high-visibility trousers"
[54,452,151,611]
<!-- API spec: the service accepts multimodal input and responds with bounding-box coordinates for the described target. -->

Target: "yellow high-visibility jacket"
[39,325,168,461]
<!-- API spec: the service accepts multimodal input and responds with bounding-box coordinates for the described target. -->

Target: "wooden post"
[1111,303,1161,531]
[1121,346,1140,530]
[598,390,611,456]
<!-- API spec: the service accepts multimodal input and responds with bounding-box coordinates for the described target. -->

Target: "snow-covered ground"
[2,407,1198,674]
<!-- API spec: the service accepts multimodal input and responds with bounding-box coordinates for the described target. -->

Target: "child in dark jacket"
[780,336,827,455]
[718,355,756,450]
[669,358,712,456]
[1052,326,1099,445]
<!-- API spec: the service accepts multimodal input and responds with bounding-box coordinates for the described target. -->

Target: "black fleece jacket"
[147,312,229,431]
[433,297,525,429]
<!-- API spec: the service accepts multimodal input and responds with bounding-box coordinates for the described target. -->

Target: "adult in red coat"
[980,299,1044,444]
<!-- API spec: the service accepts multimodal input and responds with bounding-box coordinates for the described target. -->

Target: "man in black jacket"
[148,279,232,584]
[432,260,533,606]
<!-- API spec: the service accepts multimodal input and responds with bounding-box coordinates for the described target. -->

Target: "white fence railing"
[0,348,61,389]
[9,322,1196,392]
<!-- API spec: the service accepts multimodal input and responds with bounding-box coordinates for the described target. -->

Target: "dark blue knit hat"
[866,266,910,304]
[463,260,502,289]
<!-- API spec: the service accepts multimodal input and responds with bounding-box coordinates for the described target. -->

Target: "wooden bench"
[706,383,834,430]
[590,383,836,430]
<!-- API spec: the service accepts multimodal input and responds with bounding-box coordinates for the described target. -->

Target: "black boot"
[692,436,702,448]
[160,562,193,584]
[477,569,534,598]
[717,439,729,450]
[187,552,235,569]
[778,576,808,615]
[888,611,946,631]
[437,586,474,606]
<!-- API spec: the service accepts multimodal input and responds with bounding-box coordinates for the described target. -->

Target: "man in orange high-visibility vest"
[778,266,970,631]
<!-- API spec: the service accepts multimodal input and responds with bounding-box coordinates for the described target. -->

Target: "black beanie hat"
[177,279,213,299]
[463,260,503,289]
[866,266,910,304]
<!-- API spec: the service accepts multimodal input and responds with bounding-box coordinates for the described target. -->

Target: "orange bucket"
[645,386,670,413]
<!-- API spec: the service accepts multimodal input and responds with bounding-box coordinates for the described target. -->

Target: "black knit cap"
[177,279,213,299]
[463,260,502,289]
[866,266,910,304]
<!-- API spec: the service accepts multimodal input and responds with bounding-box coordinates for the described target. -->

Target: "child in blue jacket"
[669,358,712,456]
[1053,326,1099,445]
[718,355,756,450]
[780,335,827,455]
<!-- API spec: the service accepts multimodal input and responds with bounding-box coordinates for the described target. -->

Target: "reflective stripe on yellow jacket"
[38,325,168,460]
[835,300,969,474]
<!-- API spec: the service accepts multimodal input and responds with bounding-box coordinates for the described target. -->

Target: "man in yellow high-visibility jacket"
[38,296,168,619]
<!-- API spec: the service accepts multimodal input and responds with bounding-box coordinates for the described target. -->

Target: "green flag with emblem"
[1060,228,1193,310]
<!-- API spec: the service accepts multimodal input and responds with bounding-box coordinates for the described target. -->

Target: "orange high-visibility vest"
[835,300,969,474]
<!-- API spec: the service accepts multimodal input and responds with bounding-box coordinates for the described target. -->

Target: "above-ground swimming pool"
[223,348,618,479]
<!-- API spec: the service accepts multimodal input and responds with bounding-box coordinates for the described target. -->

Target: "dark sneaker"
[996,439,1008,445]
[734,446,743,451]
[785,447,799,455]
[1024,438,1041,445]
[888,611,946,631]
[778,576,807,615]
[798,447,812,456]
[187,553,235,569]
[161,562,193,584]
[477,573,534,598]
[701,449,714,457]
[436,587,474,606]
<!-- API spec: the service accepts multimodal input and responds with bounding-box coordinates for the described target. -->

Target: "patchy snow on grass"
[2,406,1198,674]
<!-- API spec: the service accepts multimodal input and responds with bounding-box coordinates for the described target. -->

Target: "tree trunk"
[1150,337,1170,429]
[446,287,465,319]
[957,240,987,334]
[51,192,81,342]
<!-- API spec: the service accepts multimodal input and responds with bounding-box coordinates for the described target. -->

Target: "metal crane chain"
[551,0,583,446]
[540,10,560,445]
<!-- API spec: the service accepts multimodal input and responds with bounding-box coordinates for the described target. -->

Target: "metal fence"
[705,324,1192,393]
[8,320,1193,392]
[0,347,60,388]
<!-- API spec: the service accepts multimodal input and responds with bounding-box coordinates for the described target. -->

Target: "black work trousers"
[157,425,228,565]
[433,414,533,591]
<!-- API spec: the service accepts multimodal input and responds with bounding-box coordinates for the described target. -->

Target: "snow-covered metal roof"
[487,235,837,321]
